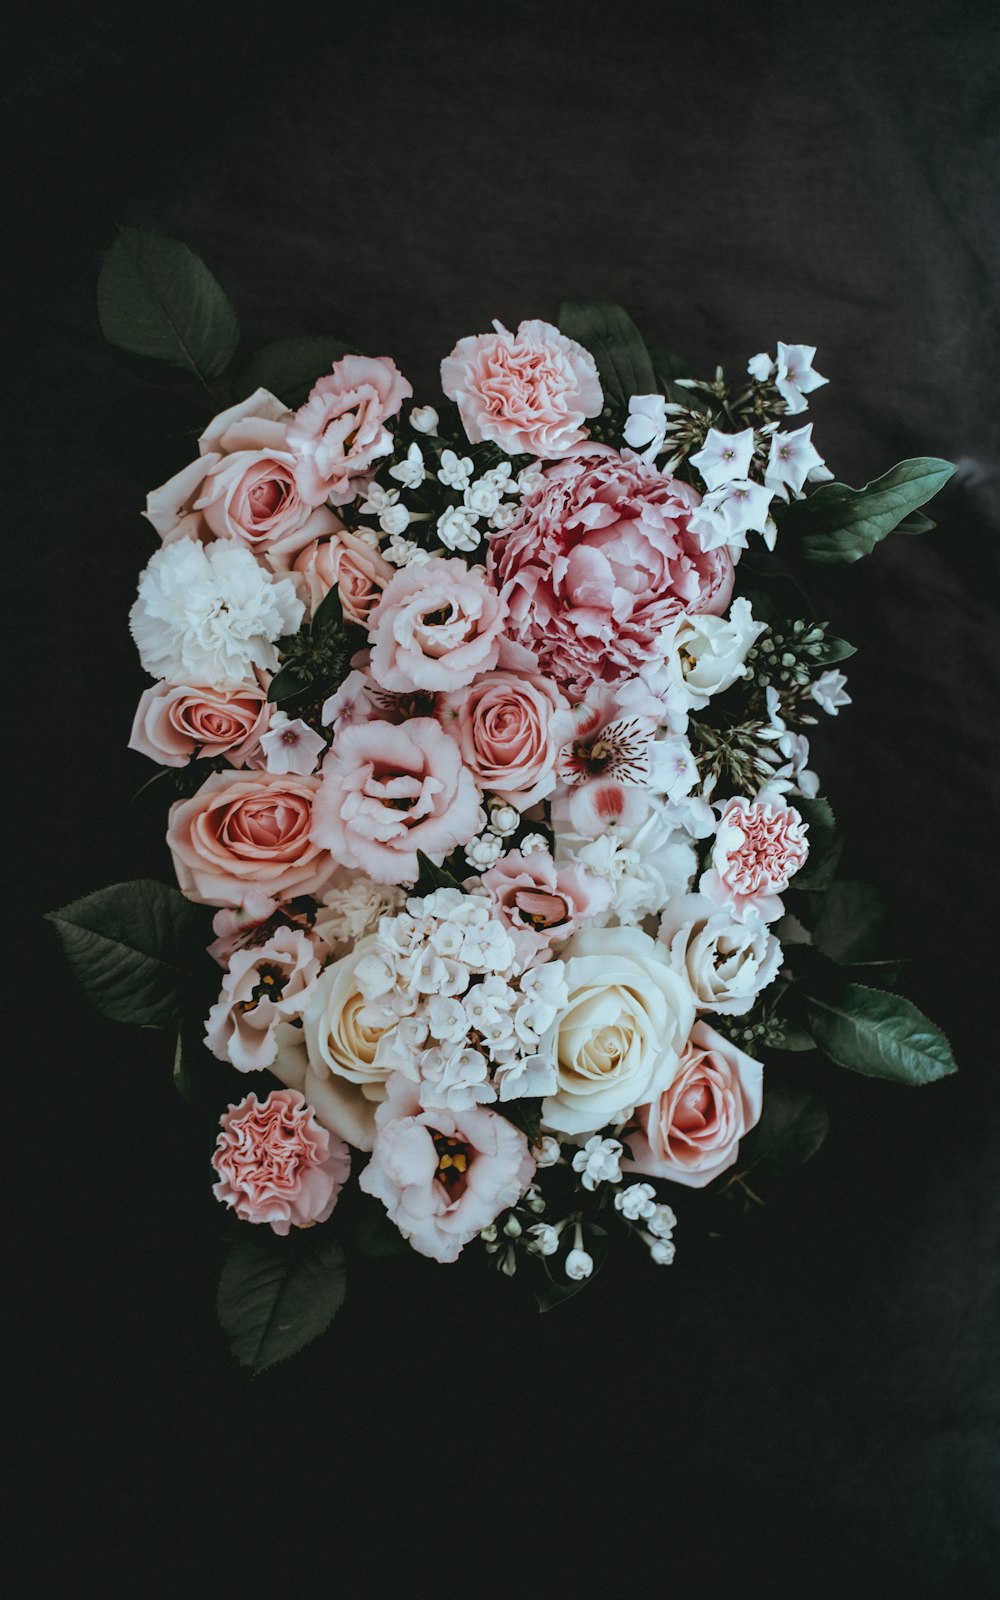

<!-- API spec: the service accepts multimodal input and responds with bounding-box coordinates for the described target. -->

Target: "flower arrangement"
[49,229,958,1369]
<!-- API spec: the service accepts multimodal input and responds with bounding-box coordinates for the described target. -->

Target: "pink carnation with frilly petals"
[488,453,735,696]
[287,356,412,507]
[441,319,603,458]
[212,1088,350,1235]
[701,791,809,922]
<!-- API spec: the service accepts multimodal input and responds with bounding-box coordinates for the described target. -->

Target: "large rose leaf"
[217,1230,347,1371]
[46,880,204,1028]
[738,1086,830,1171]
[98,227,240,385]
[557,302,657,411]
[232,336,356,409]
[775,458,955,563]
[806,983,956,1085]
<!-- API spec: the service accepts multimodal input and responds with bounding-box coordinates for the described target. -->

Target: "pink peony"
[286,356,412,507]
[212,1088,350,1234]
[359,1074,535,1262]
[205,927,321,1073]
[167,770,335,907]
[439,670,576,808]
[488,453,735,695]
[701,791,809,922]
[276,528,394,624]
[367,557,508,694]
[624,1022,763,1188]
[482,849,612,965]
[129,679,270,768]
[440,319,603,457]
[312,717,483,885]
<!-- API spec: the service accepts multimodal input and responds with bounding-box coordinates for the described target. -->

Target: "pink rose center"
[673,1081,715,1134]
[223,796,310,854]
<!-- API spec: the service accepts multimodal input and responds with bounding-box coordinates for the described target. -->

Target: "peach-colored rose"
[368,557,507,694]
[482,849,612,965]
[212,1088,350,1235]
[701,791,809,923]
[440,319,603,457]
[277,529,394,624]
[129,680,270,768]
[312,717,483,886]
[439,670,576,808]
[167,770,335,907]
[286,355,412,507]
[624,1021,763,1188]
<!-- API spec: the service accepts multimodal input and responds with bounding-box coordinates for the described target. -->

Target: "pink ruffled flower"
[312,717,482,885]
[701,791,809,922]
[287,356,412,507]
[624,1022,763,1188]
[205,926,321,1073]
[482,849,612,965]
[212,1088,350,1234]
[359,1074,535,1262]
[167,770,335,907]
[439,670,575,808]
[489,453,735,696]
[441,319,603,457]
[367,557,507,694]
[129,680,271,769]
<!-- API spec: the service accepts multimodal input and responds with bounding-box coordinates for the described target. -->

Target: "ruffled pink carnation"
[205,927,321,1073]
[167,770,335,907]
[482,849,612,965]
[439,670,575,808]
[212,1088,350,1234]
[129,679,270,768]
[440,318,603,457]
[359,1074,535,1262]
[624,1022,763,1189]
[287,356,412,507]
[488,453,735,695]
[367,557,507,694]
[701,791,809,922]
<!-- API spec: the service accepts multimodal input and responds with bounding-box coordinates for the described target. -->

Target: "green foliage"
[557,301,657,411]
[806,983,956,1085]
[791,797,840,891]
[346,1196,410,1260]
[812,880,889,964]
[217,1230,348,1372]
[411,851,465,896]
[46,880,204,1027]
[738,1086,830,1171]
[268,583,362,705]
[776,458,955,563]
[97,227,239,386]
[232,336,355,408]
[646,343,707,409]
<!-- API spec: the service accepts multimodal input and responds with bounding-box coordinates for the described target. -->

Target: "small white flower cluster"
[614,1186,677,1264]
[436,456,524,552]
[464,798,524,870]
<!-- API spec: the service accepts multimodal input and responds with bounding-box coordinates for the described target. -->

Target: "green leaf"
[217,1230,347,1372]
[739,1086,829,1170]
[811,635,857,667]
[347,1197,410,1260]
[646,343,709,410]
[806,983,956,1085]
[232,336,355,409]
[896,511,936,535]
[557,302,657,410]
[765,1016,817,1052]
[172,1025,218,1105]
[309,580,344,638]
[411,851,465,897]
[776,458,955,563]
[812,880,889,964]
[46,880,203,1027]
[97,227,239,385]
[265,663,307,705]
[791,796,840,891]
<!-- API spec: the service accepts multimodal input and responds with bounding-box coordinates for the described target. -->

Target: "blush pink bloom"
[167,770,335,907]
[623,1021,763,1188]
[286,356,412,507]
[208,892,284,966]
[439,670,576,808]
[440,319,603,457]
[701,790,809,922]
[359,1074,535,1262]
[129,679,271,768]
[212,1088,350,1234]
[312,717,482,886]
[321,669,441,739]
[273,528,394,624]
[205,926,321,1073]
[489,453,735,696]
[367,557,507,694]
[482,849,613,965]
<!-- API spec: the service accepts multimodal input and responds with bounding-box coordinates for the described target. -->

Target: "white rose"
[660,598,765,710]
[658,893,782,1015]
[540,925,695,1136]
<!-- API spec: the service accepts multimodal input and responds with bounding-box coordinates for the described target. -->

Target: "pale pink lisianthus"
[482,849,613,965]
[624,1021,763,1189]
[286,356,412,507]
[439,670,576,808]
[359,1074,535,1262]
[700,791,809,923]
[212,1088,350,1235]
[440,319,603,458]
[167,770,335,907]
[129,679,271,768]
[205,926,321,1073]
[272,528,394,624]
[488,453,735,696]
[208,892,284,966]
[367,557,507,694]
[312,717,482,885]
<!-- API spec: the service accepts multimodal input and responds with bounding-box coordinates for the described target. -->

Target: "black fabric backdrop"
[7,2,1000,1595]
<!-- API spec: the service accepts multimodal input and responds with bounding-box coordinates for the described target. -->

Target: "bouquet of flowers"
[50,229,958,1369]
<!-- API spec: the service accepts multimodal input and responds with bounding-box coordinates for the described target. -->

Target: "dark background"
[7,2,999,1594]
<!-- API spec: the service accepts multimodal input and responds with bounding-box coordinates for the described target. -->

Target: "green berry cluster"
[745,620,833,691]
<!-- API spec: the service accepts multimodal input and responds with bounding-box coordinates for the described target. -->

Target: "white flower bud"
[465,832,505,870]
[533,1135,562,1167]
[410,405,439,434]
[503,1214,522,1240]
[650,1237,676,1266]
[489,803,520,837]
[519,832,550,855]
[565,1248,594,1281]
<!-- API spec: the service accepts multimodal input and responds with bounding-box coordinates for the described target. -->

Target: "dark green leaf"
[310,580,344,638]
[172,1026,217,1104]
[765,1016,817,1052]
[232,336,355,409]
[411,851,465,896]
[217,1230,347,1372]
[347,1197,410,1260]
[811,635,857,667]
[265,664,306,705]
[791,796,839,891]
[46,880,202,1027]
[739,1086,829,1170]
[812,880,889,964]
[557,302,657,410]
[97,227,239,384]
[806,983,956,1085]
[646,343,709,410]
[776,458,956,563]
[896,511,936,535]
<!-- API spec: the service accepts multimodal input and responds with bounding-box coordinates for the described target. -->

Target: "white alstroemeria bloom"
[690,478,774,551]
[689,426,755,490]
[379,503,411,536]
[409,405,439,434]
[389,442,426,489]
[572,1135,624,1191]
[623,394,668,462]
[765,424,826,498]
[660,598,767,711]
[437,505,481,552]
[438,449,474,490]
[811,669,852,715]
[774,342,828,415]
[747,352,774,382]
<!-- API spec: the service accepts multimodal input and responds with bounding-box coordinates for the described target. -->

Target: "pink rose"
[482,849,612,965]
[212,1087,350,1234]
[278,528,394,624]
[701,791,809,922]
[312,717,482,886]
[286,355,412,507]
[624,1022,763,1188]
[489,453,735,695]
[205,927,321,1073]
[439,670,575,807]
[440,319,603,457]
[367,557,507,694]
[359,1074,535,1262]
[167,770,335,907]
[129,680,270,768]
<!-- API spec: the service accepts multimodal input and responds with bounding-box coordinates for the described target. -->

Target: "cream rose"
[540,925,695,1136]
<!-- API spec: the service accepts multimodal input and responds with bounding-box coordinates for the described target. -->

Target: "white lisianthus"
[129,537,303,687]
[660,598,767,710]
[658,892,782,1015]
